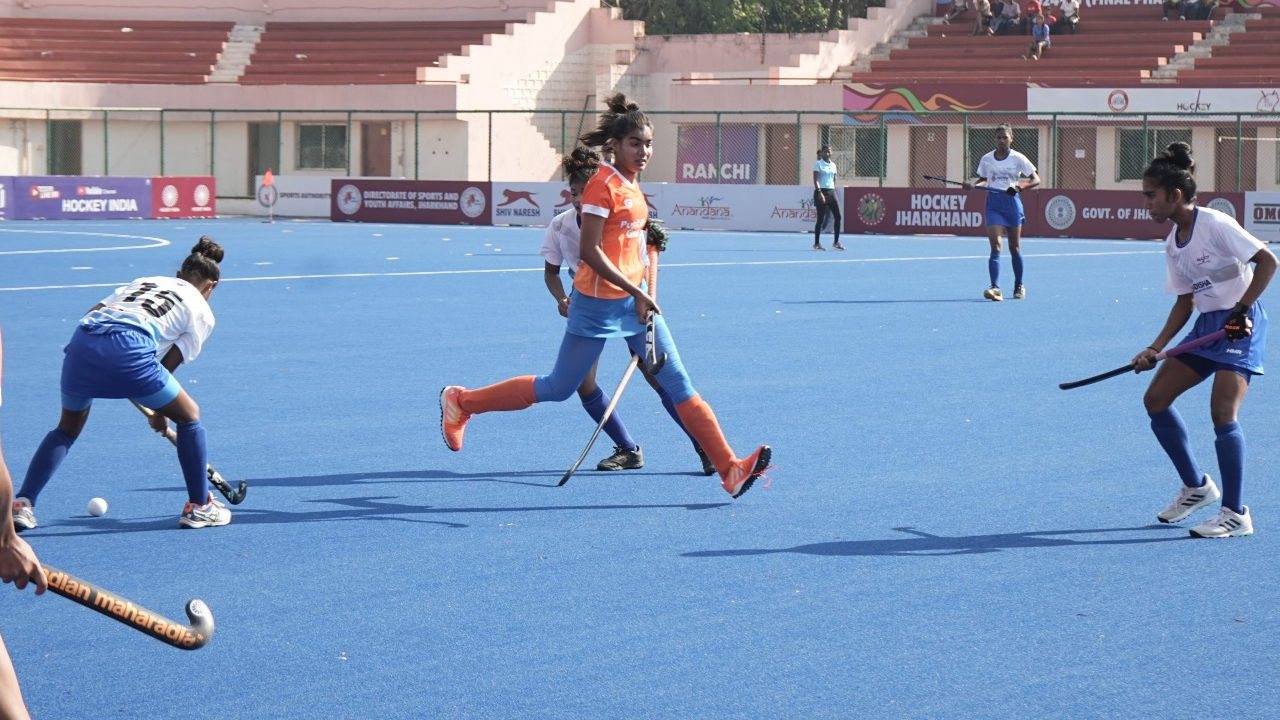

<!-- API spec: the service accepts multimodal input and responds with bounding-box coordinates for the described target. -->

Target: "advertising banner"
[1036,190,1246,240]
[0,176,12,220]
[674,125,760,184]
[1028,87,1280,117]
[12,176,151,220]
[330,179,491,225]
[1245,191,1280,243]
[842,187,1247,239]
[490,182,568,226]
[151,176,215,219]
[256,175,335,218]
[653,183,822,233]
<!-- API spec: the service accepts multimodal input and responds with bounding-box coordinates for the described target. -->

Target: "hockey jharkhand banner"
[14,176,151,220]
[330,179,491,225]
[843,187,1247,239]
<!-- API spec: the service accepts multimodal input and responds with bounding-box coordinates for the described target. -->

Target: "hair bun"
[1164,142,1194,171]
[192,235,224,264]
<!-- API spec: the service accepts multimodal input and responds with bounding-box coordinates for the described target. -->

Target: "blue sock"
[657,386,701,452]
[580,388,637,451]
[17,429,76,504]
[1011,253,1024,286]
[1214,421,1245,513]
[988,252,1000,287]
[176,420,210,505]
[1149,408,1203,488]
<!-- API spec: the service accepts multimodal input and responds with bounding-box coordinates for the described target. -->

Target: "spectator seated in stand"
[991,0,1021,35]
[973,0,995,35]
[1022,13,1051,59]
[1050,0,1080,34]
[1163,0,1191,20]
[1186,0,1218,20]
[1020,0,1054,34]
[943,0,970,24]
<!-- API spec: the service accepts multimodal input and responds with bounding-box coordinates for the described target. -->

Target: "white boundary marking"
[0,248,1162,293]
[0,228,171,255]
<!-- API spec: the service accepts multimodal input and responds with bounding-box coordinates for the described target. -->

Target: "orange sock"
[674,394,735,474]
[459,376,538,414]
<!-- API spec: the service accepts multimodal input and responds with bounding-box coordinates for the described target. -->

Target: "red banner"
[151,177,215,219]
[842,187,1246,240]
[330,179,491,225]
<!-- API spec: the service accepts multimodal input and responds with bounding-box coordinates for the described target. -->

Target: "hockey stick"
[922,174,1018,196]
[129,400,247,504]
[557,353,641,487]
[644,309,667,375]
[44,564,214,650]
[1058,329,1228,390]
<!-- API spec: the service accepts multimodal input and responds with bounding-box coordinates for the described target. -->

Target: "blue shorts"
[985,191,1025,228]
[565,290,645,339]
[60,324,181,411]
[1173,303,1267,380]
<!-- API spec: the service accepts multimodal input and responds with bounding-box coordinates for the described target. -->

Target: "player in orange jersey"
[441,94,771,497]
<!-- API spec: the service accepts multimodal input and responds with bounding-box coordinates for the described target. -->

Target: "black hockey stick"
[922,174,1018,196]
[1058,330,1228,390]
[44,565,214,650]
[557,353,641,486]
[130,400,247,504]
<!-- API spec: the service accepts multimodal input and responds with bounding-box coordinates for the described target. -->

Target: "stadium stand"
[850,4,1235,85]
[0,17,231,83]
[239,20,513,85]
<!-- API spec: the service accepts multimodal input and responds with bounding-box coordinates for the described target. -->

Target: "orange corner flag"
[263,169,274,186]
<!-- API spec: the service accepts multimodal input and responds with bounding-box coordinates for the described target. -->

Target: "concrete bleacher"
[238,20,512,85]
[851,4,1230,85]
[0,17,231,83]
[1176,12,1280,84]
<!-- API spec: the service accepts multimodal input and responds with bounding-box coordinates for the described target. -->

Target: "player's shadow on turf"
[219,495,729,527]
[242,468,707,489]
[684,524,1189,558]
[32,495,728,536]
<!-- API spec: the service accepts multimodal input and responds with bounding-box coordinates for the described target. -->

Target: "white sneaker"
[179,493,232,529]
[983,286,1003,301]
[12,497,36,532]
[1157,476,1220,523]
[1189,505,1253,538]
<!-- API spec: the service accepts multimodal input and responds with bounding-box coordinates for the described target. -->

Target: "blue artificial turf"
[1,219,1276,718]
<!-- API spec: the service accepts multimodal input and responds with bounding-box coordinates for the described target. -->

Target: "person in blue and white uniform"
[1132,142,1276,538]
[11,237,230,531]
[964,124,1040,301]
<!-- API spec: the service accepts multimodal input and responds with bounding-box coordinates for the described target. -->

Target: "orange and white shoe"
[720,445,772,498]
[440,386,471,452]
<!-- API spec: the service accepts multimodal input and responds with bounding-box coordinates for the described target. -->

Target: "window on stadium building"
[1115,127,1192,182]
[826,126,886,179]
[297,124,348,170]
[966,127,1040,179]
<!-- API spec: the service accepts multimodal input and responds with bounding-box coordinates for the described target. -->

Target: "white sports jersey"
[540,207,582,275]
[976,150,1036,192]
[83,276,216,363]
[1165,206,1266,313]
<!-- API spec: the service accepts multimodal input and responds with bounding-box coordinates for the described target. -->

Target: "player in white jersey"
[541,147,713,475]
[11,238,232,532]
[964,124,1039,301]
[1132,142,1277,538]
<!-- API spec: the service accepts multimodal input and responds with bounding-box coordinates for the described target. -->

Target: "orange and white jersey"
[574,163,647,300]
